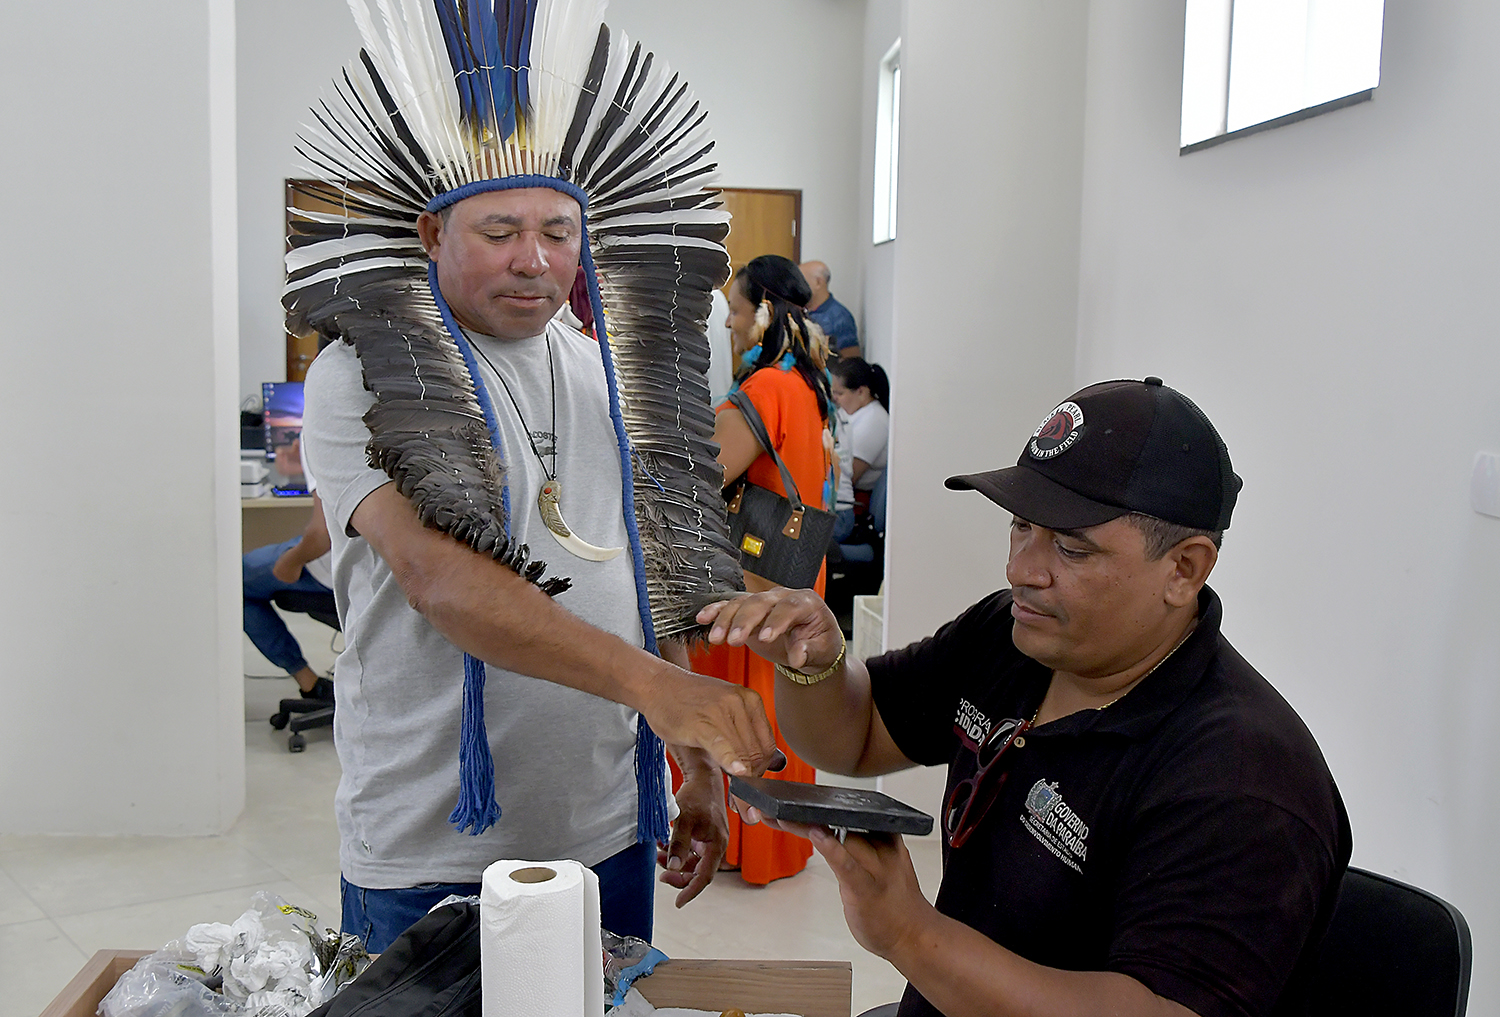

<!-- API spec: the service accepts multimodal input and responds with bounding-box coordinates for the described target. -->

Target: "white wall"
[1076,0,1500,1003]
[237,0,360,404]
[235,0,867,406]
[875,0,1089,824]
[605,0,866,324]
[883,2,1088,650]
[857,0,901,370]
[0,0,244,835]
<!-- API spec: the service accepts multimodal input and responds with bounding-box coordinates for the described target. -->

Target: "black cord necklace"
[472,332,557,482]
[468,331,623,562]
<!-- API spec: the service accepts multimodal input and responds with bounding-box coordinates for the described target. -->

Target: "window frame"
[873,41,901,245]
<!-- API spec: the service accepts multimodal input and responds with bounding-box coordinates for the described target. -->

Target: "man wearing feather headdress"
[290,0,771,953]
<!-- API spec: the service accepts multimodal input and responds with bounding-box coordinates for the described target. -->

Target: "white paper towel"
[481,858,605,1017]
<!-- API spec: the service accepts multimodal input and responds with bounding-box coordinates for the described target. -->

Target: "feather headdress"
[284,0,741,839]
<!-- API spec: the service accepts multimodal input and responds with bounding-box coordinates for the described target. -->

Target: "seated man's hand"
[736,802,931,963]
[659,747,729,907]
[696,588,843,674]
[811,827,930,961]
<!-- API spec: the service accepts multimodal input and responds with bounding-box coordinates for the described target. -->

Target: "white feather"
[290,207,415,229]
[593,210,729,230]
[529,0,609,172]
[283,257,430,297]
[594,234,726,253]
[286,233,423,273]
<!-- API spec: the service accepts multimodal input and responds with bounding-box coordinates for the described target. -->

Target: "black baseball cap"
[945,377,1241,532]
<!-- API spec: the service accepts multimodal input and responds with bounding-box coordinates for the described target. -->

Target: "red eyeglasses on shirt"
[945,713,1035,849]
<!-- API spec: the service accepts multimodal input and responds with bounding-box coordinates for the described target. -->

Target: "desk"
[44,951,852,1017]
[241,494,314,552]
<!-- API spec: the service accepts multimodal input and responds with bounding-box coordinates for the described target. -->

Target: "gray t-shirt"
[302,319,645,888]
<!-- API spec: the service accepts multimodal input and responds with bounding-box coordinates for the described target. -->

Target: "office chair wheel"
[288,732,306,752]
[270,711,290,730]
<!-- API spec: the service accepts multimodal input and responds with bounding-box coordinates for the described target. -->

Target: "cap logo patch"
[1029,401,1084,460]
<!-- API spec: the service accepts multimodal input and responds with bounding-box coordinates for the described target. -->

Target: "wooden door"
[717,188,802,286]
[284,179,377,381]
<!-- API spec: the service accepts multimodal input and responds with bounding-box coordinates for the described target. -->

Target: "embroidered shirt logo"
[1028,401,1084,460]
[1021,779,1090,873]
[954,698,991,744]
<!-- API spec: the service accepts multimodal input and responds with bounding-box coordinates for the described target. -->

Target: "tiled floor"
[5,615,940,1017]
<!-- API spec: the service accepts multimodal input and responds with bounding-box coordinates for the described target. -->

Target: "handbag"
[724,388,837,589]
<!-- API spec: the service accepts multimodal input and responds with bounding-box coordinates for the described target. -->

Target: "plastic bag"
[602,930,669,1007]
[100,891,369,1017]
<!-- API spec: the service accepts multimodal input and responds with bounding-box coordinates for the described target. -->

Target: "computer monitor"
[262,381,309,495]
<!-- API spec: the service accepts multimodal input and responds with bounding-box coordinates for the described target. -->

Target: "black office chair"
[853,866,1472,1017]
[266,588,339,753]
[826,473,887,632]
[1308,865,1472,1016]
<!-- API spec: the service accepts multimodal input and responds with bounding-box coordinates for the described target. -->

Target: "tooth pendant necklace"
[473,334,623,562]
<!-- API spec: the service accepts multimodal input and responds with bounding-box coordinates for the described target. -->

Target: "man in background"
[800,260,861,358]
[243,476,334,700]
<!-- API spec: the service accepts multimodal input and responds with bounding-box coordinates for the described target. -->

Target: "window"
[873,41,901,244]
[1181,0,1385,151]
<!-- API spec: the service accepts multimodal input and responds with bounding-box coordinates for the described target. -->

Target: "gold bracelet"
[775,636,847,686]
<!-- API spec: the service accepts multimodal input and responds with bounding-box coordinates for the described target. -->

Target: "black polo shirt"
[868,586,1351,1017]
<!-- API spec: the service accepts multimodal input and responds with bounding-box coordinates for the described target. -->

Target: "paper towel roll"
[480,858,605,1017]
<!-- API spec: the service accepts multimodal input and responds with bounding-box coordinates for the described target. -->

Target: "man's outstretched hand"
[696,588,844,674]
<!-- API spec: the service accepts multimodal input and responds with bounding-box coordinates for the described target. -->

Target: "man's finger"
[701,699,775,776]
[808,825,863,877]
[750,594,825,648]
[722,599,779,647]
[674,846,719,907]
[835,830,898,869]
[704,599,753,644]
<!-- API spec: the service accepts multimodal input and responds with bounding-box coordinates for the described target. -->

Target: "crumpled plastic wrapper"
[603,930,669,1006]
[100,890,370,1017]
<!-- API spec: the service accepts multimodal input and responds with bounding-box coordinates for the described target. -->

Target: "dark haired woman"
[690,255,833,884]
[829,356,889,491]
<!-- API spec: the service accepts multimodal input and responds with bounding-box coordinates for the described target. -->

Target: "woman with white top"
[829,357,890,503]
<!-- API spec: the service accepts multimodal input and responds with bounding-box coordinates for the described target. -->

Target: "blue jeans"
[243,538,332,674]
[341,840,657,953]
[832,507,856,543]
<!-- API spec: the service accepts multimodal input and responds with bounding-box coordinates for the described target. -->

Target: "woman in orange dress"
[690,255,834,884]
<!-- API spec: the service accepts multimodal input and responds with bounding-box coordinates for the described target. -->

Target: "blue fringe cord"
[450,652,502,834]
[424,176,669,845]
[430,260,511,836]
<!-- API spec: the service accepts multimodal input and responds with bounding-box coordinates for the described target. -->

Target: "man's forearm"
[394,522,670,713]
[354,483,777,773]
[881,898,1195,1017]
[774,656,887,776]
[277,538,320,573]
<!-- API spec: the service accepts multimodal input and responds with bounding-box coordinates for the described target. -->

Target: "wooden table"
[241,493,314,552]
[638,957,853,1016]
[43,951,855,1017]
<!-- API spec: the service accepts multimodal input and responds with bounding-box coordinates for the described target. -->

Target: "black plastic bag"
[307,900,480,1017]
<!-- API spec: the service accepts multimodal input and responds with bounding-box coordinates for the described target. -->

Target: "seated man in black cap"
[698,378,1351,1017]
